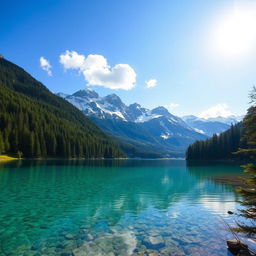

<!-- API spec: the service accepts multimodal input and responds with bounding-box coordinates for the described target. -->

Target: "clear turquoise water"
[0,159,243,256]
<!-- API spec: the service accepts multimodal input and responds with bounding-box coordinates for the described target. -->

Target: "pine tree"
[234,87,256,237]
[0,131,4,154]
[0,57,125,159]
[186,123,244,160]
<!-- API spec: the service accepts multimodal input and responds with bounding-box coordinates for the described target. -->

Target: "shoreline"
[212,174,249,188]
[0,155,19,162]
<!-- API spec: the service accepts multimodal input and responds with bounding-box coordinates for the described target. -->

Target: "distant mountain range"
[182,115,243,137]
[57,89,242,157]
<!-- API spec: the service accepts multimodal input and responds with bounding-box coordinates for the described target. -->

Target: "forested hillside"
[186,123,245,160]
[0,57,124,158]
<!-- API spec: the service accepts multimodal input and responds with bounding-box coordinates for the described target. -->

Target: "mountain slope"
[58,89,207,157]
[0,57,124,158]
[182,115,230,136]
[90,117,183,158]
[182,115,241,136]
[186,123,245,160]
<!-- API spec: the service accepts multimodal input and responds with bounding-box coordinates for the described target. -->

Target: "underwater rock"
[105,253,115,256]
[72,243,102,256]
[143,235,165,249]
[86,233,94,241]
[65,234,76,240]
[148,252,159,256]
[94,237,114,253]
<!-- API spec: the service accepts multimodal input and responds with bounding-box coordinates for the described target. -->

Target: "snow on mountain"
[206,115,243,125]
[194,128,206,134]
[135,112,162,123]
[183,115,242,125]
[182,115,242,137]
[58,89,238,140]
[58,89,192,127]
[57,89,208,157]
[57,89,129,121]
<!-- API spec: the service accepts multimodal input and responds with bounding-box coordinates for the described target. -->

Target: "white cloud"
[59,50,136,90]
[40,57,52,76]
[198,103,232,119]
[59,51,85,69]
[145,79,157,88]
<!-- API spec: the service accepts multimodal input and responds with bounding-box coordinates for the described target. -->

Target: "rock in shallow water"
[237,250,253,256]
[227,239,250,255]
[65,234,76,240]
[143,235,165,249]
[72,243,102,256]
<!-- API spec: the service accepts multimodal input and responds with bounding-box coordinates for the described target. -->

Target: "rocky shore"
[212,175,248,188]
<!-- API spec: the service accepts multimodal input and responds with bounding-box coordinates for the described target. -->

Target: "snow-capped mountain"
[57,89,207,157]
[182,115,242,136]
[205,115,243,125]
[58,89,190,126]
[59,89,127,120]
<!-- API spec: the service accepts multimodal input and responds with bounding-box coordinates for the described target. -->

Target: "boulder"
[237,249,253,256]
[227,240,249,255]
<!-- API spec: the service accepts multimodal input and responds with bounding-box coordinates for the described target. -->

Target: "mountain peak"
[72,88,99,99]
[104,93,124,106]
[151,106,170,116]
[105,93,120,99]
[129,103,142,109]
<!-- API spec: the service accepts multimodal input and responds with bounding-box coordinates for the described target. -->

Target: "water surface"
[0,159,243,256]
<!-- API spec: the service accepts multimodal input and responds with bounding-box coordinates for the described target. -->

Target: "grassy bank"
[0,155,19,161]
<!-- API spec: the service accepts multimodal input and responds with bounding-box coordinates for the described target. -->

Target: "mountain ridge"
[57,89,209,157]
[0,58,124,158]
[182,115,242,136]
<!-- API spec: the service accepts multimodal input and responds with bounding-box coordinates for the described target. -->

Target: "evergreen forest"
[0,57,125,158]
[186,123,245,160]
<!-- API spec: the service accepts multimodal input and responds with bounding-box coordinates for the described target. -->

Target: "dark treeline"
[234,91,256,237]
[0,57,125,158]
[186,123,245,160]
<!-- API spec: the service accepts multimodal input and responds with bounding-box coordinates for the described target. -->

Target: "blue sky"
[1,0,256,117]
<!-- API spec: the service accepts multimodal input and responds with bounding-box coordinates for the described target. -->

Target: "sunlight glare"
[213,6,256,58]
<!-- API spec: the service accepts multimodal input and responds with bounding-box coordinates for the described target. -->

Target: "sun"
[213,6,256,58]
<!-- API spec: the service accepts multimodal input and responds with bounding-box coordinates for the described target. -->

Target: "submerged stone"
[72,244,102,256]
[143,235,165,249]
[65,234,76,240]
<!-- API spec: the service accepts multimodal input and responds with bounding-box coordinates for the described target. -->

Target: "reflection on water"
[0,159,242,255]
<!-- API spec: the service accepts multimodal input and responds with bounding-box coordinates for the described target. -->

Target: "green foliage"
[0,58,125,158]
[249,86,256,105]
[235,96,256,237]
[186,123,244,160]
[0,132,4,154]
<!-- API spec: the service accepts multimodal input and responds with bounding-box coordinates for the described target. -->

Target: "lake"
[0,159,244,256]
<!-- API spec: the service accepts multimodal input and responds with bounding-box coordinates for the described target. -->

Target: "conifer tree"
[0,132,4,154]
[0,57,125,159]
[234,87,256,236]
